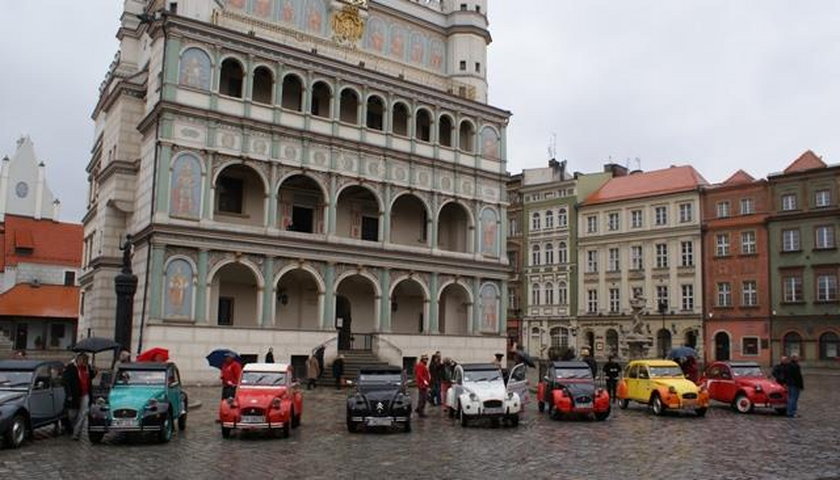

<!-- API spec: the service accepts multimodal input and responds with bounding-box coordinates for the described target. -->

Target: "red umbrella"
[136,347,169,362]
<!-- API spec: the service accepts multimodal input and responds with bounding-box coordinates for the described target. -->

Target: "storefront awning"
[0,284,79,318]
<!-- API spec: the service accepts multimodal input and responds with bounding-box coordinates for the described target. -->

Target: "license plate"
[241,415,265,424]
[682,400,696,409]
[575,403,593,410]
[112,418,136,428]
[484,407,504,415]
[366,417,392,427]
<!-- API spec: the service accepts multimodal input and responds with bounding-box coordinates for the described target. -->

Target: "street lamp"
[658,300,668,358]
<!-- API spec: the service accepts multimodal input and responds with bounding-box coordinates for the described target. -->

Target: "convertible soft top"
[0,359,62,371]
[359,365,402,375]
[551,361,590,369]
[118,362,172,371]
[243,362,288,373]
[461,363,500,371]
[725,361,762,368]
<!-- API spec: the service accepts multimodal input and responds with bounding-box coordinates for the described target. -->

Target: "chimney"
[604,163,629,177]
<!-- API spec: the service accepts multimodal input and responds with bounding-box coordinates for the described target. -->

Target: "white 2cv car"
[445,363,526,427]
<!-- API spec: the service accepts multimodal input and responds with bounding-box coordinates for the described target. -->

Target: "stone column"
[262,257,274,326]
[323,263,335,330]
[115,236,139,350]
[382,184,391,244]
[500,280,508,336]
[429,272,439,334]
[327,174,337,235]
[147,244,165,321]
[156,145,173,215]
[195,249,209,323]
[470,278,480,335]
[378,267,391,332]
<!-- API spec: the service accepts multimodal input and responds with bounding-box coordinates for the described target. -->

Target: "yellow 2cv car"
[617,360,709,417]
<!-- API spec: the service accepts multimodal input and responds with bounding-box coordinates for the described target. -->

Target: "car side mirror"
[35,380,47,390]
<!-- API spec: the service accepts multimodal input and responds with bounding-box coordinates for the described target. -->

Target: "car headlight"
[668,386,677,394]
[145,399,158,411]
[271,398,282,409]
[754,385,763,392]
[507,392,514,400]
[469,393,477,401]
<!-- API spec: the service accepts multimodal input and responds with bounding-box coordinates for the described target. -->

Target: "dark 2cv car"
[537,361,610,421]
[346,366,412,433]
[88,362,187,444]
[0,360,67,449]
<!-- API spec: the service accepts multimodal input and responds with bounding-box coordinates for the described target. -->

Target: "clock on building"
[15,181,29,198]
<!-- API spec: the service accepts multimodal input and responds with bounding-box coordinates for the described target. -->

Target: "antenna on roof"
[547,133,557,160]
[635,157,641,171]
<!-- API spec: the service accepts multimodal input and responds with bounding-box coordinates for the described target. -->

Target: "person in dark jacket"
[785,354,804,418]
[772,356,789,384]
[332,355,345,390]
[581,347,597,378]
[429,352,443,406]
[62,353,96,440]
[602,355,621,403]
[265,347,275,363]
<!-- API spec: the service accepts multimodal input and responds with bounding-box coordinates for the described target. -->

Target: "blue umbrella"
[206,349,242,369]
[667,346,698,360]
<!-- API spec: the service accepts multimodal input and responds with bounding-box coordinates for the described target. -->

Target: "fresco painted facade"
[164,258,194,319]
[179,48,212,90]
[480,207,499,257]
[169,153,203,219]
[480,283,499,333]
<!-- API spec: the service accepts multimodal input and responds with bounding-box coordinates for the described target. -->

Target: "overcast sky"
[2,1,840,223]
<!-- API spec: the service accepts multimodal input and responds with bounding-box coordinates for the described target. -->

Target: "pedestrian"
[785,354,804,418]
[220,354,242,399]
[441,357,454,405]
[13,349,26,359]
[306,354,320,390]
[772,356,789,384]
[581,347,597,378]
[265,347,275,363]
[603,355,621,403]
[62,353,95,440]
[314,344,326,378]
[683,356,699,384]
[414,354,430,417]
[332,354,345,390]
[492,353,504,368]
[118,348,131,364]
[429,352,442,406]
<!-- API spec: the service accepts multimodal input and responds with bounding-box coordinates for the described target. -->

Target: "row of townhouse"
[508,152,839,367]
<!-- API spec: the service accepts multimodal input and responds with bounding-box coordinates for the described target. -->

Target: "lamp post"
[658,300,668,358]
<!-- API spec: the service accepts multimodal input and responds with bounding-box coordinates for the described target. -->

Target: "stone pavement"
[1,375,839,480]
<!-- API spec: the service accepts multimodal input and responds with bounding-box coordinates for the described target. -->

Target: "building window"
[587,289,598,313]
[586,215,598,233]
[609,288,620,313]
[781,193,797,211]
[608,248,620,272]
[820,332,839,360]
[558,209,568,227]
[741,231,757,254]
[782,229,800,252]
[740,198,754,215]
[217,176,244,214]
[545,244,554,265]
[586,250,599,273]
[219,58,244,98]
[64,271,76,286]
[742,337,760,356]
[631,209,643,228]
[508,219,518,236]
[631,245,643,270]
[716,201,731,218]
[742,281,757,306]
[783,332,802,357]
[545,211,554,229]
[717,283,732,307]
[531,213,541,231]
[656,286,669,310]
[655,243,668,268]
[815,189,831,208]
[681,241,694,267]
[608,212,620,231]
[679,203,693,223]
[545,283,554,305]
[550,327,569,348]
[558,282,568,305]
[815,226,836,249]
[681,284,694,311]
[817,274,838,302]
[531,245,541,266]
[654,206,667,226]
[782,275,803,303]
[531,283,540,305]
[632,286,644,301]
[558,242,568,264]
[716,234,730,256]
[459,60,466,71]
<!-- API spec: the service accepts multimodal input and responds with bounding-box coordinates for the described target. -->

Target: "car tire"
[447,406,455,418]
[346,421,359,433]
[695,407,707,417]
[775,407,788,416]
[459,406,468,427]
[158,413,174,443]
[178,394,188,431]
[291,408,299,429]
[733,394,753,414]
[651,394,665,416]
[548,402,559,420]
[404,420,411,433]
[221,427,232,438]
[88,430,104,444]
[538,401,545,413]
[4,414,27,449]
[618,398,629,410]
[280,422,290,438]
[508,415,520,427]
[595,410,610,421]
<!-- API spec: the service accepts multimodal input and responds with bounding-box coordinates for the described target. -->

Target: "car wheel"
[618,398,629,410]
[221,427,232,438]
[651,394,665,416]
[178,394,188,431]
[548,402,559,420]
[88,430,104,444]
[695,407,707,417]
[595,410,610,421]
[4,415,27,449]
[157,413,174,443]
[775,407,788,416]
[538,401,545,413]
[280,422,290,438]
[404,419,411,433]
[447,405,455,418]
[508,415,520,427]
[459,405,468,427]
[291,408,299,429]
[490,417,500,428]
[733,394,753,414]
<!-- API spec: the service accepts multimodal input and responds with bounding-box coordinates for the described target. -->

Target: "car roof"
[460,363,500,371]
[722,361,761,368]
[118,362,172,371]
[551,361,590,369]
[628,359,680,368]
[243,362,288,373]
[359,366,402,374]
[0,359,63,371]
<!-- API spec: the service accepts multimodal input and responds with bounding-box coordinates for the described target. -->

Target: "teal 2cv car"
[88,362,187,444]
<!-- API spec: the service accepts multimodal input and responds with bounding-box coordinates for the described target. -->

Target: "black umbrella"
[71,337,121,354]
[667,346,698,360]
[515,348,536,368]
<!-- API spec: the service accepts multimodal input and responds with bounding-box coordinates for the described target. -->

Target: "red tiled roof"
[3,215,82,267]
[0,284,79,319]
[721,170,755,186]
[784,150,826,174]
[583,165,708,206]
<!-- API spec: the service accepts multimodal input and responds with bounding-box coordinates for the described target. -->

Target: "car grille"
[682,393,698,400]
[242,407,264,416]
[113,409,137,418]
[483,400,503,409]
[769,393,783,400]
[372,400,390,414]
[575,395,592,404]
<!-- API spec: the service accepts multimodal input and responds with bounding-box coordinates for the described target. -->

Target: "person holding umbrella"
[220,353,242,399]
[62,353,96,440]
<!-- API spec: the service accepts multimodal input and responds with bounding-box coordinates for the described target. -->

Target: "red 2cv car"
[537,361,610,421]
[219,363,303,438]
[700,361,787,414]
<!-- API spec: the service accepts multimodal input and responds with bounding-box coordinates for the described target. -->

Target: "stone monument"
[622,296,654,359]
[114,234,138,350]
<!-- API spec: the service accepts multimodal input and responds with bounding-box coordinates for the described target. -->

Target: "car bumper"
[89,424,163,432]
[221,421,286,430]
[461,403,520,417]
[349,416,410,426]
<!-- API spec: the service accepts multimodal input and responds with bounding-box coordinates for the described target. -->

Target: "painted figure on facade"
[367,17,385,52]
[480,127,500,161]
[410,33,425,64]
[165,259,193,318]
[228,0,246,9]
[281,0,295,23]
[480,208,498,257]
[429,40,444,71]
[390,25,406,58]
[307,0,324,33]
[179,48,211,90]
[170,154,201,218]
[480,284,498,332]
[254,0,272,18]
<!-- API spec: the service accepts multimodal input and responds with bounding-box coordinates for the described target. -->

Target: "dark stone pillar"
[114,234,138,350]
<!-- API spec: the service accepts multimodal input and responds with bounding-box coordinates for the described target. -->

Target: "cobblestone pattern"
[1,375,839,480]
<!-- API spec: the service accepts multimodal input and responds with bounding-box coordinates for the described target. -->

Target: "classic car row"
[0,357,791,448]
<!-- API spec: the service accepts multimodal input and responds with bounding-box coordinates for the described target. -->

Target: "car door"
[506,363,528,405]
[289,366,303,414]
[636,365,652,402]
[49,363,67,420]
[29,365,54,428]
[167,366,183,416]
[624,364,639,401]
[718,365,737,403]
[447,368,462,408]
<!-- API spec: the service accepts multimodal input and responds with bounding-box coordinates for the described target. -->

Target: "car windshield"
[732,366,764,378]
[115,370,166,385]
[359,373,402,386]
[649,366,684,378]
[464,370,502,383]
[555,368,592,380]
[0,371,32,389]
[240,372,286,386]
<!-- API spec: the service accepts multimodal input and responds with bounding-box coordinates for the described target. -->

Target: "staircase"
[316,350,392,387]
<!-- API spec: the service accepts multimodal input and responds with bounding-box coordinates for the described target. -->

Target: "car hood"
[557,381,595,397]
[653,378,699,393]
[738,378,785,392]
[108,386,166,408]
[358,387,401,403]
[236,387,285,407]
[464,381,506,399]
[0,390,26,406]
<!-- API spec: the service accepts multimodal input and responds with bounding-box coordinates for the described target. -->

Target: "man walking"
[62,353,95,440]
[581,347,597,378]
[414,354,430,417]
[603,355,621,403]
[306,354,320,390]
[785,354,804,418]
[332,354,345,390]
[429,352,442,406]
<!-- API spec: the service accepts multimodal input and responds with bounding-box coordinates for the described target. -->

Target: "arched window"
[544,283,554,305]
[366,95,385,130]
[310,81,332,118]
[339,89,359,124]
[558,208,568,227]
[558,242,568,264]
[783,332,803,358]
[545,243,554,264]
[545,210,554,229]
[531,212,541,231]
[558,282,568,305]
[459,120,475,152]
[531,245,541,266]
[251,66,273,104]
[281,74,303,111]
[416,109,432,142]
[531,283,541,305]
[219,58,244,98]
[550,327,569,348]
[392,102,409,136]
[819,332,838,360]
[439,115,453,147]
